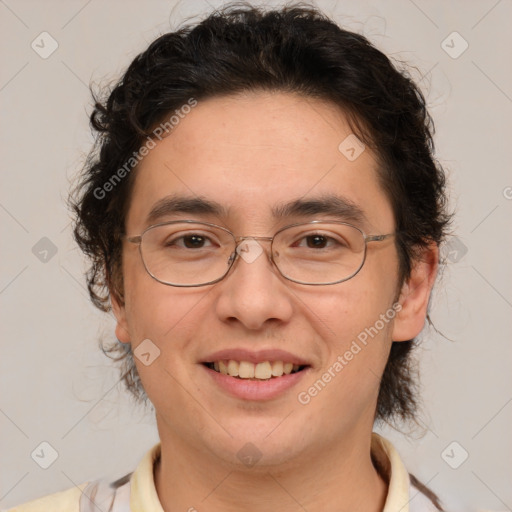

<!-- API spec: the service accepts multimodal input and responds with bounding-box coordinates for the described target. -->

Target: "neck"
[154,427,388,512]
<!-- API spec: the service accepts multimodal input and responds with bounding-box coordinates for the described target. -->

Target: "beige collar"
[130,432,414,512]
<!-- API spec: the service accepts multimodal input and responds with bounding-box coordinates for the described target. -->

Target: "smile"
[204,360,306,380]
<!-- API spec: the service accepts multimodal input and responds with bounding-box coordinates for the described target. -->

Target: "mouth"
[203,360,308,380]
[200,349,312,400]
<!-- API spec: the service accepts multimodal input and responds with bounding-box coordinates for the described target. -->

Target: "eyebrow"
[272,194,367,225]
[146,195,230,224]
[145,193,368,226]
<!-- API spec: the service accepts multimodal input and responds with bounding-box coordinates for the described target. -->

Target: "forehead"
[126,92,394,233]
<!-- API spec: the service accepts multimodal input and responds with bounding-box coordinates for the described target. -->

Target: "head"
[71,3,450,464]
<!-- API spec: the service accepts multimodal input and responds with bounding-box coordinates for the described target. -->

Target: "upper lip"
[202,348,311,366]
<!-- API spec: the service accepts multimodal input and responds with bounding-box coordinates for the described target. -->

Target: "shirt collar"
[130,432,412,512]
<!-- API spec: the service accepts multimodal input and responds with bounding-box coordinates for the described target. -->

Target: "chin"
[202,419,308,469]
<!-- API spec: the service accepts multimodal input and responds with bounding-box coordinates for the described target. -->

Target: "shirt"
[4,433,441,512]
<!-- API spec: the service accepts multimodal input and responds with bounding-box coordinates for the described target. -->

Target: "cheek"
[123,281,209,414]
[300,291,395,431]
[126,282,207,346]
[123,248,187,337]
[303,258,398,403]
[324,290,394,380]
[310,263,398,350]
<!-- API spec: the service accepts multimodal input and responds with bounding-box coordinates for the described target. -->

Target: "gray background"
[1,1,511,510]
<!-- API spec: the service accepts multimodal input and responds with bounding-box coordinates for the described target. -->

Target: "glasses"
[126,220,395,287]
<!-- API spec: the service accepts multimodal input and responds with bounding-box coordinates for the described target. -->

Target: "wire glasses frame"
[126,219,396,287]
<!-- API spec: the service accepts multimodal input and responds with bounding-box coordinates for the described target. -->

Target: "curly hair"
[70,2,451,427]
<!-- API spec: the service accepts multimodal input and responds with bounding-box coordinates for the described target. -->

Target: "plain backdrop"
[1,1,511,511]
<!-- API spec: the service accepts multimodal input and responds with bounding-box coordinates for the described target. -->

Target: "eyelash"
[165,233,344,249]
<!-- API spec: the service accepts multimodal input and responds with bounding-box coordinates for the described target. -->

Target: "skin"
[112,91,438,512]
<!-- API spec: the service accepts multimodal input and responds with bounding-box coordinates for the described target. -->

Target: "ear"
[392,243,439,342]
[111,290,131,344]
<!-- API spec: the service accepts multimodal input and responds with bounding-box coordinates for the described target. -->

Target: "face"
[112,91,432,469]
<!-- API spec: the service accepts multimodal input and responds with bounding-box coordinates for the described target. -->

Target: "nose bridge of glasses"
[227,235,276,268]
[235,235,274,243]
[232,236,274,257]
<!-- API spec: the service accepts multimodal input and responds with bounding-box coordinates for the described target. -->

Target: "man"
[9,3,451,511]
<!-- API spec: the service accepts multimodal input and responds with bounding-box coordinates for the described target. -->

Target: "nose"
[214,237,294,330]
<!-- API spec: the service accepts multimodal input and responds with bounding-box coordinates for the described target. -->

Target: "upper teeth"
[212,360,300,379]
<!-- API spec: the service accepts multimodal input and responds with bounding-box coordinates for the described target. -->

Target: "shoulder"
[3,443,158,512]
[3,482,88,512]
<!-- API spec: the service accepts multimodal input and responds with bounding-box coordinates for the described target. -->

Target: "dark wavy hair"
[71,2,450,436]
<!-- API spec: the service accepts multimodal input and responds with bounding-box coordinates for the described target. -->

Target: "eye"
[163,232,217,249]
[293,233,348,250]
[302,234,331,249]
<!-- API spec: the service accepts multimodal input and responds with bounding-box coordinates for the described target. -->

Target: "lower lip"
[202,365,309,401]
